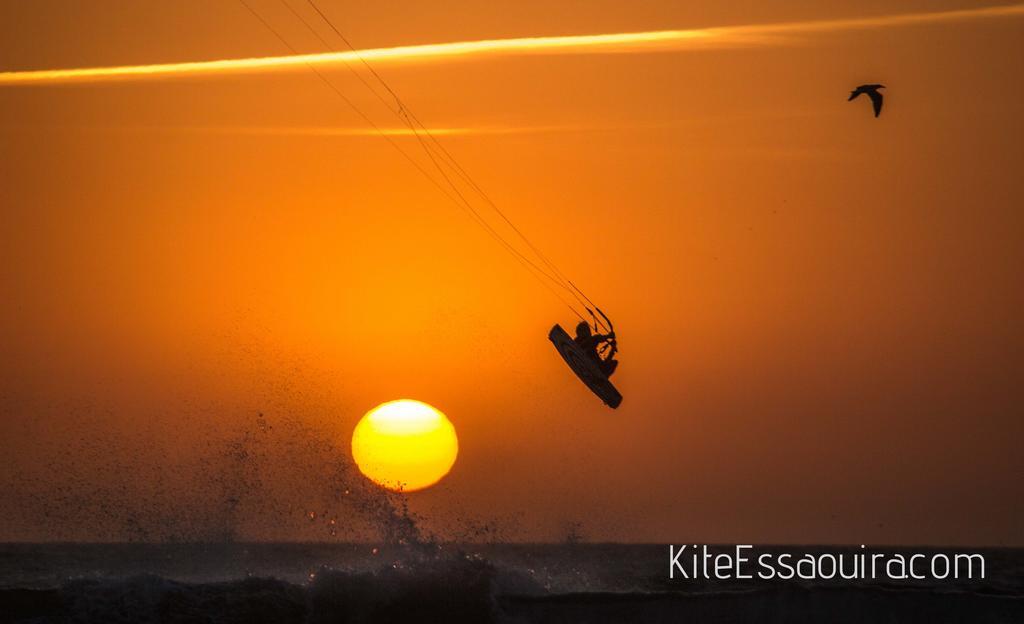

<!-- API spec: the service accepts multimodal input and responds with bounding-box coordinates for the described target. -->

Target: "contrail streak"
[91,125,584,137]
[1,3,1022,85]
[213,125,582,136]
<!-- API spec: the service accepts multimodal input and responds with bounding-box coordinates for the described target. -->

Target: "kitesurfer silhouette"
[574,321,618,378]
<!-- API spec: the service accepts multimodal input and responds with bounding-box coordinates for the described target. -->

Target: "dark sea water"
[1,543,1021,623]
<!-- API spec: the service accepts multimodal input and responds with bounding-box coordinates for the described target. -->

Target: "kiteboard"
[548,324,622,409]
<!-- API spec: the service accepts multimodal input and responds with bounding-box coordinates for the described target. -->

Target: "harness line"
[241,0,601,325]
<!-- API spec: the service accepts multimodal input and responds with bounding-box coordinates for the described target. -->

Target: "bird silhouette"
[848,84,885,117]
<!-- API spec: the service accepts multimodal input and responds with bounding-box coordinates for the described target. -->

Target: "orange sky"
[1,0,1022,545]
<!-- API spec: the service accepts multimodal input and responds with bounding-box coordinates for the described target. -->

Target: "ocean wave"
[3,557,1023,624]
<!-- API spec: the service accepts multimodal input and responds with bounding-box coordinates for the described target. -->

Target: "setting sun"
[351,400,458,492]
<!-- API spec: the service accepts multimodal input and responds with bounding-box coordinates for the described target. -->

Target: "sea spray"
[13,411,435,546]
[11,408,559,614]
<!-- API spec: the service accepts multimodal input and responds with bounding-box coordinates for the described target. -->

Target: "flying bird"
[848,84,885,117]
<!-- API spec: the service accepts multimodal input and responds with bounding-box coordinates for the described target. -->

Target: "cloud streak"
[1,3,1022,85]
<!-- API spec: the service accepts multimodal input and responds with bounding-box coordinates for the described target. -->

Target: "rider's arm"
[597,335,617,358]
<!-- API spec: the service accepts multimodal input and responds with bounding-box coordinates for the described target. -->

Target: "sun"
[351,399,458,492]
